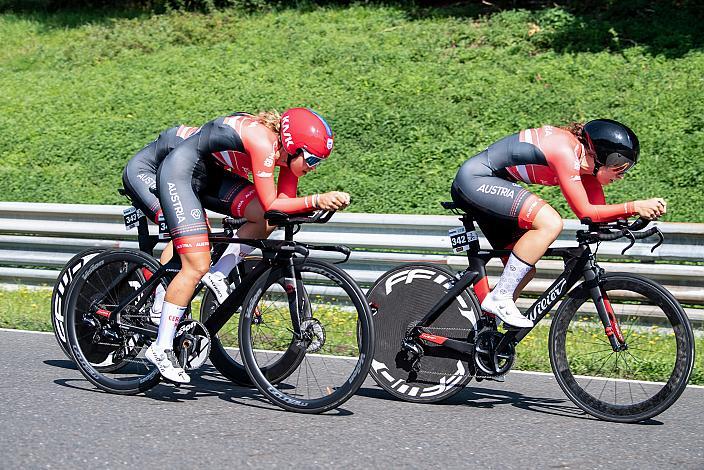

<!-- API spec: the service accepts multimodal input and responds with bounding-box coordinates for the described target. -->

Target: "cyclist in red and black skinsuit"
[451,120,666,328]
[148,108,349,383]
[122,125,201,226]
[123,124,269,324]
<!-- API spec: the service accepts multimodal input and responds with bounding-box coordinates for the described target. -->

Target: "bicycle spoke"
[582,351,616,390]
[597,355,620,400]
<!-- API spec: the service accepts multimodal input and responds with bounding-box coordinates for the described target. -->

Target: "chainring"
[174,319,211,370]
[474,329,515,377]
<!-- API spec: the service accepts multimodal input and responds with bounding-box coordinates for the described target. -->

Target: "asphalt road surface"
[1,328,702,469]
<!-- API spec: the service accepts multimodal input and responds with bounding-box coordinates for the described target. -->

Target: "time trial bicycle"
[64,209,374,413]
[367,202,694,423]
[51,190,251,383]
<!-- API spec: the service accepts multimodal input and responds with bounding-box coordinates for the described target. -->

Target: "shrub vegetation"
[1,2,702,220]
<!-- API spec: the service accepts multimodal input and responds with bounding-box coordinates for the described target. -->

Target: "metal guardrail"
[1,202,702,319]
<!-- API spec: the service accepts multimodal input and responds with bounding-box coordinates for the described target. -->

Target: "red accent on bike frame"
[95,309,111,319]
[475,276,496,318]
[473,276,490,303]
[141,268,153,281]
[602,290,625,343]
[419,333,448,345]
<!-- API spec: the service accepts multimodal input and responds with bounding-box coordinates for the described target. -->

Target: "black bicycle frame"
[413,215,624,354]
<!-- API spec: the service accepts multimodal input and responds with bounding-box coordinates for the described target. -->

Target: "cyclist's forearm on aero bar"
[252,166,315,213]
[559,173,635,222]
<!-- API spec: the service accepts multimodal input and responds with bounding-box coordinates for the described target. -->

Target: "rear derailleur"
[399,322,424,372]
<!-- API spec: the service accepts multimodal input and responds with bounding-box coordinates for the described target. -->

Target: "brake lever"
[337,245,351,264]
[621,229,636,255]
[300,244,351,263]
[651,228,664,253]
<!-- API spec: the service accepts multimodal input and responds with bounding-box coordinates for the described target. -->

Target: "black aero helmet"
[583,119,640,173]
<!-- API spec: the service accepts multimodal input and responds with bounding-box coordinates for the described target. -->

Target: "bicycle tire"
[367,263,480,403]
[65,249,166,394]
[550,273,695,423]
[51,247,106,359]
[239,258,374,413]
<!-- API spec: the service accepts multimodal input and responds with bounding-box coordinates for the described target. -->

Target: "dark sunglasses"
[604,154,635,174]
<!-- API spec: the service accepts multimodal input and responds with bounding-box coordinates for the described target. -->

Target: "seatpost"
[284,225,295,241]
[137,217,154,256]
[286,257,303,337]
[461,215,481,252]
[460,214,487,297]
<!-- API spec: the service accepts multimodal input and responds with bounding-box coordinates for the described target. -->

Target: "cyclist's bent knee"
[180,252,211,280]
[532,205,563,240]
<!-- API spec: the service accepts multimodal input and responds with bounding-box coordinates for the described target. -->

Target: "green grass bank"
[3,287,701,384]
[1,3,703,220]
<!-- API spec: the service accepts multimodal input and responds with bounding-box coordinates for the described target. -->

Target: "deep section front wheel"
[367,264,481,403]
[238,259,374,413]
[202,258,301,387]
[550,273,695,423]
[65,249,167,394]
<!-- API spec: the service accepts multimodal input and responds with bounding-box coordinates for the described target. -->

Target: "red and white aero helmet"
[280,108,334,159]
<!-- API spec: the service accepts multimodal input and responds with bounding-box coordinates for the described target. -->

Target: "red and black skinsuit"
[122,125,200,222]
[157,114,316,254]
[451,125,636,249]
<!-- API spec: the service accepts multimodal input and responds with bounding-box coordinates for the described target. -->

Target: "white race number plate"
[157,214,170,240]
[122,206,144,230]
[448,226,477,253]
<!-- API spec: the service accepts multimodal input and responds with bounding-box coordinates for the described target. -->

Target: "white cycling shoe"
[481,293,533,328]
[145,344,190,384]
[201,271,232,304]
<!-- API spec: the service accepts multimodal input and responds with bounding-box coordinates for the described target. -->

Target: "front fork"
[284,258,306,340]
[583,257,626,351]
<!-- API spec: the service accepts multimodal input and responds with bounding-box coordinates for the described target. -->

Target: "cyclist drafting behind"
[122,124,200,322]
[450,119,666,328]
[148,108,350,383]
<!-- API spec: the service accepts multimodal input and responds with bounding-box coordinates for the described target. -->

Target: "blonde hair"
[560,121,587,145]
[254,110,282,134]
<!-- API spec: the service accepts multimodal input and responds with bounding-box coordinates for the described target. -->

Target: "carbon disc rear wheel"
[367,264,481,403]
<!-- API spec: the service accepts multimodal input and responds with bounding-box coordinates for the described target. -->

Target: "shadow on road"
[356,382,663,425]
[48,360,354,417]
[45,359,78,371]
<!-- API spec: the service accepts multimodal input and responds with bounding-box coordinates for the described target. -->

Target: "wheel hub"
[300,318,325,353]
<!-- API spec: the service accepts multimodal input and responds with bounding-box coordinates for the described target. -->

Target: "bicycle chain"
[419,327,474,333]
[405,367,509,381]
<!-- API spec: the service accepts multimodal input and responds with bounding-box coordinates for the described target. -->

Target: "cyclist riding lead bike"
[149,108,350,383]
[451,119,667,328]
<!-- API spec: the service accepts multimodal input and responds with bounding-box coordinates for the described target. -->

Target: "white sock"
[210,243,254,276]
[152,283,165,310]
[492,253,533,300]
[155,302,187,350]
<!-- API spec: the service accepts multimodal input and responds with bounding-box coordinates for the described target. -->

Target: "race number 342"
[448,226,477,253]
